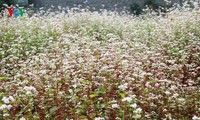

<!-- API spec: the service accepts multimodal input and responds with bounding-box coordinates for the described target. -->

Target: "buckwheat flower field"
[0,2,200,120]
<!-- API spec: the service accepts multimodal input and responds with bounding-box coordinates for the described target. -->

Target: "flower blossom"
[135,108,142,113]
[118,83,128,90]
[19,117,26,120]
[122,97,132,102]
[192,116,200,120]
[24,86,37,92]
[0,104,12,111]
[112,104,119,108]
[0,104,7,111]
[165,91,171,95]
[2,97,10,104]
[94,117,105,120]
[9,96,15,102]
[172,93,179,98]
[23,86,38,95]
[130,103,137,108]
[130,94,136,99]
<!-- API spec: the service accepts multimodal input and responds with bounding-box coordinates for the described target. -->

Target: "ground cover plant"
[0,1,200,120]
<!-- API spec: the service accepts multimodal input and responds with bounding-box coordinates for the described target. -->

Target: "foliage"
[130,0,173,15]
[144,0,160,9]
[0,1,200,119]
[130,2,143,15]
[0,0,15,6]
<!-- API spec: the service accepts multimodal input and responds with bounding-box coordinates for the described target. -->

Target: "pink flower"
[0,104,7,111]
[2,97,9,104]
[7,105,12,110]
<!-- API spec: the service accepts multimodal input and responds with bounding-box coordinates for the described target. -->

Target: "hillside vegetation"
[0,1,200,120]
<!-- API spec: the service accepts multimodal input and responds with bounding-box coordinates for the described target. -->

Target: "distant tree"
[0,0,16,14]
[130,0,173,15]
[144,0,159,10]
[130,3,142,15]
[0,0,15,6]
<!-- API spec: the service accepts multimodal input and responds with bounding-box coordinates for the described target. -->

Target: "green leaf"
[58,81,64,86]
[90,93,98,98]
[78,115,87,119]
[81,80,89,85]
[0,101,3,106]
[74,88,79,94]
[0,76,7,81]
[76,108,84,114]
[135,84,142,88]
[119,92,125,99]
[19,109,25,114]
[29,98,34,103]
[96,103,106,109]
[143,88,149,94]
[46,98,54,101]
[172,47,179,53]
[149,79,156,84]
[49,106,60,115]
[98,87,106,94]
[168,47,180,54]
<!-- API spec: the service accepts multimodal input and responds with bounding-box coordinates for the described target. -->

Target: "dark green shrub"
[0,0,14,6]
[144,0,160,10]
[130,2,143,15]
[130,0,173,15]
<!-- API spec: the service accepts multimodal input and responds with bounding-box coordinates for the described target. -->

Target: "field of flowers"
[0,1,200,120]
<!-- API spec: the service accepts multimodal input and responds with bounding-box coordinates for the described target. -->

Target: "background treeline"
[129,0,199,15]
[0,0,14,6]
[130,0,173,15]
[0,0,198,15]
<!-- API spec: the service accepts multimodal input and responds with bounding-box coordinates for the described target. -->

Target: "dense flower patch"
[0,2,200,120]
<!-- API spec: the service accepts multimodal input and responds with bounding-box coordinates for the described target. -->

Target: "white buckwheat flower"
[19,117,26,120]
[172,93,179,98]
[118,83,128,90]
[0,104,7,111]
[130,94,136,99]
[165,91,171,95]
[0,104,12,111]
[68,89,73,94]
[9,96,15,102]
[2,97,9,104]
[94,117,105,120]
[178,98,185,103]
[24,86,37,92]
[122,97,132,102]
[7,105,12,110]
[135,108,142,113]
[130,103,137,108]
[72,84,77,88]
[192,116,200,120]
[23,86,38,95]
[112,104,119,108]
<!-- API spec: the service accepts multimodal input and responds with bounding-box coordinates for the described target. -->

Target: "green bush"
[130,2,142,15]
[0,0,14,5]
[130,0,173,15]
[144,0,160,9]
